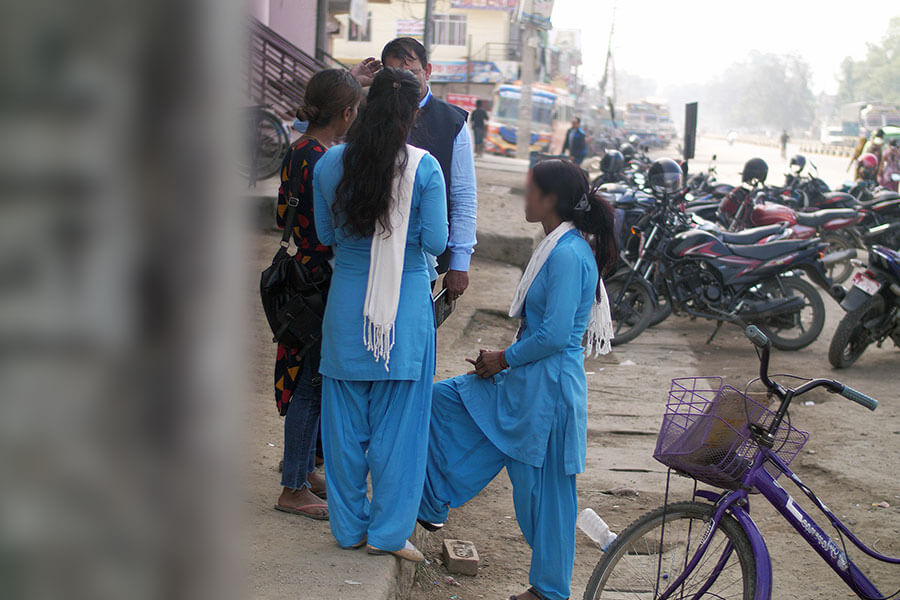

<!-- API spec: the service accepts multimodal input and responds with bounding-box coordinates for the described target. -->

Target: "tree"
[690,52,816,132]
[836,17,900,105]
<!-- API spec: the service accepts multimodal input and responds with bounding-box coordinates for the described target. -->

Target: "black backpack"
[260,190,331,357]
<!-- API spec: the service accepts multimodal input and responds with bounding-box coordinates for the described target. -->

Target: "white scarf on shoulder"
[363,145,428,370]
[509,221,614,357]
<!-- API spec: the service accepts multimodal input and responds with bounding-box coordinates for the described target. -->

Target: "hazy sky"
[551,0,900,95]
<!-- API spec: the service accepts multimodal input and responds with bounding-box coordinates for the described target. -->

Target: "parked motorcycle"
[719,186,861,283]
[606,159,847,350]
[829,245,900,368]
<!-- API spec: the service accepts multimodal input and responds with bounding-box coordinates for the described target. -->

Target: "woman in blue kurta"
[418,159,618,600]
[313,68,448,562]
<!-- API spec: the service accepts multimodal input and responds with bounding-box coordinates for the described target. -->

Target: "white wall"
[330,1,512,65]
[257,0,318,57]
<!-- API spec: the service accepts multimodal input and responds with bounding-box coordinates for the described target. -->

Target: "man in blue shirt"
[562,116,587,165]
[351,39,477,301]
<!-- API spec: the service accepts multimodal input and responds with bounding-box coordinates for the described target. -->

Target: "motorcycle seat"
[719,224,786,245]
[820,192,857,207]
[727,238,816,260]
[794,208,858,227]
[860,191,900,207]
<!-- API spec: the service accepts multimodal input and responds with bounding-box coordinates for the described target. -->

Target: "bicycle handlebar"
[742,326,878,414]
[839,385,879,411]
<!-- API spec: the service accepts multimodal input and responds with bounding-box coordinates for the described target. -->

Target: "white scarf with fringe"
[509,221,614,357]
[363,145,428,370]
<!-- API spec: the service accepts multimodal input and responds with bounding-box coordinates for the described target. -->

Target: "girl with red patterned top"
[273,69,361,520]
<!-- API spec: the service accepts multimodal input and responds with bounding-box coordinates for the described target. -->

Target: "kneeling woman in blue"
[418,159,617,600]
[312,67,448,563]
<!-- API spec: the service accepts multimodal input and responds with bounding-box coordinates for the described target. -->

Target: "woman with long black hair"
[312,67,448,562]
[418,159,617,600]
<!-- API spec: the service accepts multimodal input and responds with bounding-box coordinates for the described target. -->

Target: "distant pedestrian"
[879,139,899,192]
[471,99,489,157]
[562,116,587,165]
[273,69,362,521]
[780,129,789,158]
[313,67,448,562]
[848,135,868,174]
[864,128,886,164]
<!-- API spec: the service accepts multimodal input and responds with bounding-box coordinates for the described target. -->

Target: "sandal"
[417,518,444,532]
[273,503,329,521]
[366,539,424,563]
[507,588,550,600]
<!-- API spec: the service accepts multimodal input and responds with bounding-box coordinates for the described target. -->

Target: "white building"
[331,0,521,103]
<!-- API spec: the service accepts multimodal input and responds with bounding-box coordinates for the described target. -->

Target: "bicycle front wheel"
[583,502,756,600]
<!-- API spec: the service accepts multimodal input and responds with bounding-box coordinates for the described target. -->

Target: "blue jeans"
[281,345,322,490]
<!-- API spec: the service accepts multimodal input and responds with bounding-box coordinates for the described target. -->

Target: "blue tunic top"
[313,145,449,381]
[458,230,598,475]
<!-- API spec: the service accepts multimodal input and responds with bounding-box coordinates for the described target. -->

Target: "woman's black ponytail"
[335,67,420,238]
[530,159,618,278]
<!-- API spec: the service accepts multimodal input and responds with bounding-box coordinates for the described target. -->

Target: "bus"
[623,101,676,145]
[484,84,557,156]
[840,102,900,138]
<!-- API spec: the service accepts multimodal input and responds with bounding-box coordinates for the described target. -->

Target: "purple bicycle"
[583,325,899,600]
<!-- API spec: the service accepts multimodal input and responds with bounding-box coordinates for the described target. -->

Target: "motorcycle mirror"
[712,154,717,161]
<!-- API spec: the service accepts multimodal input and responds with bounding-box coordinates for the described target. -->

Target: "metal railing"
[247,17,328,120]
[470,42,520,63]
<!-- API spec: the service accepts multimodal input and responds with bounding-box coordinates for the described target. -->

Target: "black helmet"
[647,158,683,195]
[741,157,768,185]
[790,154,806,172]
[620,142,636,159]
[600,150,625,174]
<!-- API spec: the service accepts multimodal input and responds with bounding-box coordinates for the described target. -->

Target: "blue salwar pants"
[319,352,433,551]
[419,379,577,600]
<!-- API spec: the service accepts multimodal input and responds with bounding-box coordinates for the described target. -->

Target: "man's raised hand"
[350,57,382,87]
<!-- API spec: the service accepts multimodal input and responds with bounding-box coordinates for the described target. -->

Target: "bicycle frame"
[657,447,900,600]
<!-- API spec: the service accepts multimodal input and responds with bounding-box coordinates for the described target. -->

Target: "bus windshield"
[494,93,554,127]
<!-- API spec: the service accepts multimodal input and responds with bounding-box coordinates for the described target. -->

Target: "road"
[679,136,854,190]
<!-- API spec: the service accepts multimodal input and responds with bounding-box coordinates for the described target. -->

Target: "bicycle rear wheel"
[583,502,756,600]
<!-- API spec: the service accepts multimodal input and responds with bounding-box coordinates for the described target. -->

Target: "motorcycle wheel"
[605,276,654,346]
[828,295,886,368]
[821,233,855,284]
[756,276,825,351]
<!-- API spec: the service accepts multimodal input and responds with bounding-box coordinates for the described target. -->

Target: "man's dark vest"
[409,95,467,273]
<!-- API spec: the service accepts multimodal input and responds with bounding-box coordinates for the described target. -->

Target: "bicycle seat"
[719,224,786,245]
[794,208,858,227]
[727,238,816,260]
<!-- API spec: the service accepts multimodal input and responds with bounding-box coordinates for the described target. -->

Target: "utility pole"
[516,0,535,160]
[315,0,329,62]
[424,0,434,58]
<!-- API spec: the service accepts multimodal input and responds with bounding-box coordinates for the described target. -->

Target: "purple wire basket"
[653,377,809,490]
